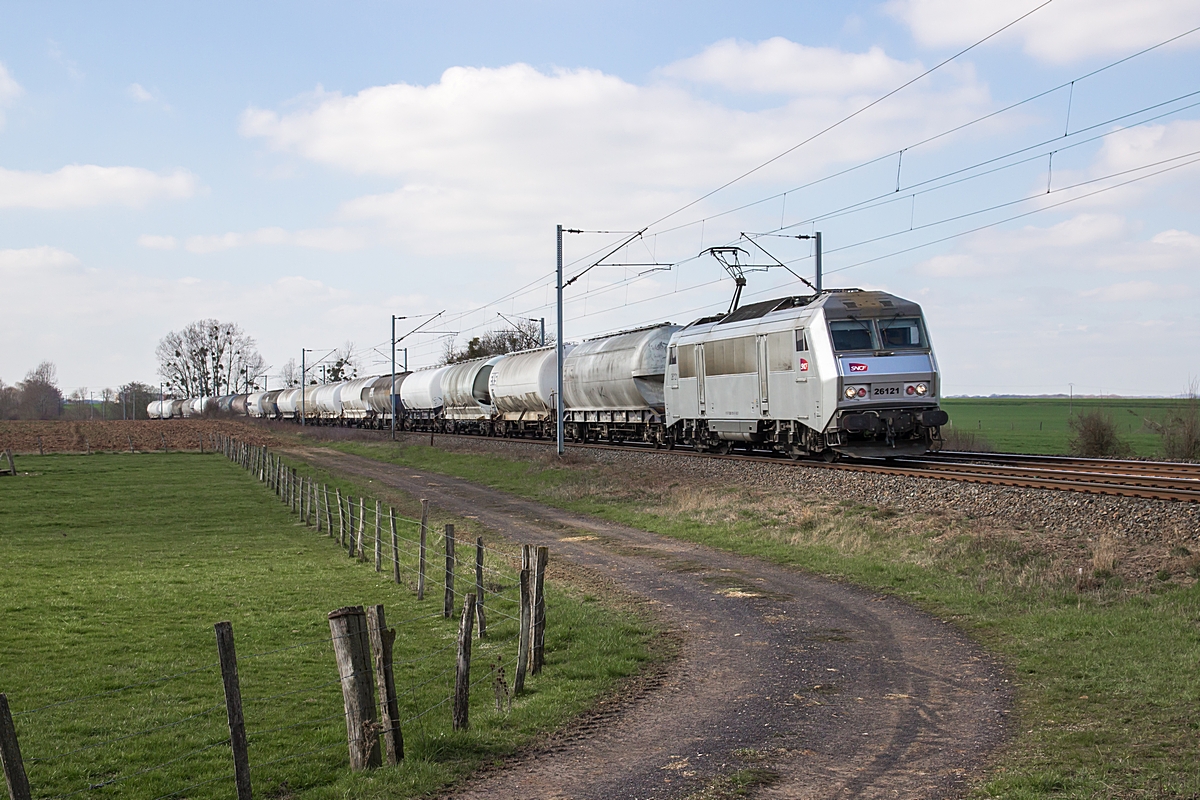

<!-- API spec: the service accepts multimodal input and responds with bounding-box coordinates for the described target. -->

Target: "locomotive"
[148,288,947,459]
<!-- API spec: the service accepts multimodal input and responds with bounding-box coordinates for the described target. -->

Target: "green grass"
[941,397,1188,457]
[321,437,1200,799]
[0,453,658,800]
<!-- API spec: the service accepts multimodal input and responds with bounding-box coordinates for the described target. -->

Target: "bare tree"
[18,361,63,419]
[442,320,551,364]
[280,358,301,388]
[0,379,18,420]
[156,320,266,397]
[326,341,357,382]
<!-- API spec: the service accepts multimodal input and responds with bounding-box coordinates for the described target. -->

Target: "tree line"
[0,362,159,421]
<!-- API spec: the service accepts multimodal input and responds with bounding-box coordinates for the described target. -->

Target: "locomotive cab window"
[668,346,677,366]
[678,344,696,378]
[878,317,926,349]
[795,329,808,352]
[829,319,878,351]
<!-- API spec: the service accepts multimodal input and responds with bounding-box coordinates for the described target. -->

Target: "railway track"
[384,430,1200,503]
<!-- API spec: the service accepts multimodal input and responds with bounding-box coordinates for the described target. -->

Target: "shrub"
[1160,385,1199,461]
[938,427,993,452]
[1068,410,1132,458]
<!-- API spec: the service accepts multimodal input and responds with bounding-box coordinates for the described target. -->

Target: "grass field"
[0,453,657,799]
[941,397,1189,457]
[322,437,1200,800]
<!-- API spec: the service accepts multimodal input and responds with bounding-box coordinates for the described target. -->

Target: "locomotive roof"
[683,289,923,329]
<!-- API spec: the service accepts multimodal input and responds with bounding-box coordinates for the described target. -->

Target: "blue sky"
[2,0,1198,397]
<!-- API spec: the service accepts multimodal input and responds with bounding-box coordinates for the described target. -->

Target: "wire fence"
[0,434,551,800]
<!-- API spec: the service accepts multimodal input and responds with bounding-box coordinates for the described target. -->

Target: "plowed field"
[0,420,275,454]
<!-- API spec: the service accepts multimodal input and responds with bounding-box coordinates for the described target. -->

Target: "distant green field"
[940,397,1187,457]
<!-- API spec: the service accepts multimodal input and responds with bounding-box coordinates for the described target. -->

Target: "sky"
[2,0,1199,398]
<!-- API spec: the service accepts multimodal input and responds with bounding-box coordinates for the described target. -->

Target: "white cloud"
[659,38,923,95]
[1029,120,1200,212]
[0,246,81,273]
[241,50,989,257]
[1090,120,1200,175]
[1080,280,1166,302]
[127,83,155,102]
[1152,228,1200,249]
[183,226,365,254]
[0,252,429,391]
[887,0,1200,64]
[138,234,178,250]
[0,165,197,209]
[915,213,1196,276]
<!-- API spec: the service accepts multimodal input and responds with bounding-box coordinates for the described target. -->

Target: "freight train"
[148,289,948,459]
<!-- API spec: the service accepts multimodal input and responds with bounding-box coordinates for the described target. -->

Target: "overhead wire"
[640,0,1059,233]
[650,21,1200,239]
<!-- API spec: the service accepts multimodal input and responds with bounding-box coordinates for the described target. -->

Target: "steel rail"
[375,430,1200,503]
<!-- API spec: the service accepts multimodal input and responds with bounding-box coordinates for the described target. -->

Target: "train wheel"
[821,449,839,463]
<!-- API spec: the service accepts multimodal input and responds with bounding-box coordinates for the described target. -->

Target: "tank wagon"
[488,345,575,437]
[441,356,504,433]
[561,324,679,444]
[154,288,947,459]
[400,366,449,429]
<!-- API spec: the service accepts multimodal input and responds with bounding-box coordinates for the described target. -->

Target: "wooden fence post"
[374,500,382,572]
[315,483,323,533]
[324,485,333,536]
[475,538,486,638]
[0,693,31,800]
[366,605,402,765]
[128,434,134,454]
[327,606,381,771]
[37,436,43,456]
[357,498,366,560]
[336,488,345,546]
[443,524,456,619]
[532,546,549,675]
[213,621,252,800]
[346,497,355,556]
[515,567,530,694]
[389,508,401,585]
[453,594,477,731]
[3,450,14,477]
[417,499,429,601]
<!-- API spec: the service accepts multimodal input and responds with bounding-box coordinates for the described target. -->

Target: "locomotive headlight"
[915,383,928,396]
[844,387,857,399]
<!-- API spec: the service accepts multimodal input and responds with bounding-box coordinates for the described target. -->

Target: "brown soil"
[0,419,277,455]
[298,447,1012,800]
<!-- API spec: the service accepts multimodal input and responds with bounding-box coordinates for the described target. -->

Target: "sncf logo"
[799,358,809,372]
[849,362,868,372]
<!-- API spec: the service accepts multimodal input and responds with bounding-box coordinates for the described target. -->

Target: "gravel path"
[300,447,1011,800]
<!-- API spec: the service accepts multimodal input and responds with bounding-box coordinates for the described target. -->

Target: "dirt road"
[300,448,1010,799]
